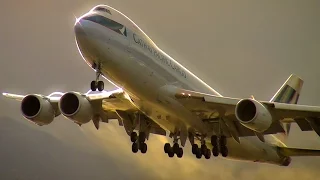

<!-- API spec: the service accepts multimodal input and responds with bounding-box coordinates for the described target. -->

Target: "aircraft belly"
[96,42,208,135]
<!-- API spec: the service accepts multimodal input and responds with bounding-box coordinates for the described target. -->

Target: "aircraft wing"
[2,89,166,137]
[174,88,320,142]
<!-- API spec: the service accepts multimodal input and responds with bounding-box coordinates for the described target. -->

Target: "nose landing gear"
[90,62,104,91]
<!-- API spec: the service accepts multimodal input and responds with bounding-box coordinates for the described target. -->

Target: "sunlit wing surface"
[3,92,27,101]
[2,89,166,137]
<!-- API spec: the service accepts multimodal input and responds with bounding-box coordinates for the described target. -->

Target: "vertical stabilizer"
[270,74,303,104]
[268,74,304,146]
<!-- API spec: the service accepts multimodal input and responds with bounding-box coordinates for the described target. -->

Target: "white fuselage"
[74,6,289,166]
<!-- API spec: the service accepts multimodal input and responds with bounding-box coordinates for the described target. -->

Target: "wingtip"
[289,74,303,82]
[2,92,25,101]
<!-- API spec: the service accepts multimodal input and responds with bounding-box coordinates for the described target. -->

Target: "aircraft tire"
[90,81,97,91]
[139,132,146,143]
[196,149,202,159]
[173,143,179,154]
[192,144,199,154]
[140,143,147,154]
[205,149,211,159]
[164,143,171,153]
[201,144,208,155]
[177,148,183,158]
[168,148,174,157]
[130,132,138,143]
[212,146,219,157]
[97,81,104,91]
[221,146,228,157]
[132,143,139,153]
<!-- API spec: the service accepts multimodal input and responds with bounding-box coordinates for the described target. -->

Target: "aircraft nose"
[74,19,86,36]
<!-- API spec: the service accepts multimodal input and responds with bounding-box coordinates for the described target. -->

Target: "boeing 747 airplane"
[4,5,320,166]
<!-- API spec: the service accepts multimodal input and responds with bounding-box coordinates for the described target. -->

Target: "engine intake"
[21,95,55,125]
[235,99,273,132]
[59,92,93,124]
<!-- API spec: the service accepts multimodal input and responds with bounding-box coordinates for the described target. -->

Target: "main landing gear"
[211,135,228,157]
[191,137,211,159]
[130,132,148,154]
[164,134,183,158]
[164,142,183,158]
[90,62,104,91]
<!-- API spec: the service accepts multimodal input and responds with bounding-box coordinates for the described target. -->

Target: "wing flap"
[263,102,320,117]
[86,89,124,101]
[295,118,313,131]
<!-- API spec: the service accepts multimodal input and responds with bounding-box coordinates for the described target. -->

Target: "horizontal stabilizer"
[279,147,320,157]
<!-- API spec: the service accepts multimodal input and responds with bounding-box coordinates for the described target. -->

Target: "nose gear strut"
[90,62,104,91]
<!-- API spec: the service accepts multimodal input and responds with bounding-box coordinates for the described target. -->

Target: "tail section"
[270,74,303,104]
[268,74,304,146]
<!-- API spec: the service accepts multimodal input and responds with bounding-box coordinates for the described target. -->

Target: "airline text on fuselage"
[133,33,186,78]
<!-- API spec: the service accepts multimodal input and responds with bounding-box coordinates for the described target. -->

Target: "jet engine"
[235,99,273,132]
[59,92,93,124]
[21,95,55,126]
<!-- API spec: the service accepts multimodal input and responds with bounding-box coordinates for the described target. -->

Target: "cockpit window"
[83,15,127,36]
[94,7,112,15]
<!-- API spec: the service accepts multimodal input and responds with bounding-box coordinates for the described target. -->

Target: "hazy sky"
[1,0,320,179]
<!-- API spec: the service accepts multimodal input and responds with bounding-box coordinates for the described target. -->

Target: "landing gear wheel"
[221,146,228,157]
[173,143,180,154]
[192,144,199,155]
[140,143,147,154]
[211,135,218,146]
[177,148,183,158]
[132,143,138,153]
[139,132,146,143]
[205,149,211,159]
[130,132,138,143]
[220,136,227,146]
[164,143,171,153]
[212,146,219,157]
[168,150,174,158]
[196,149,202,159]
[90,81,97,91]
[201,144,208,155]
[97,81,104,91]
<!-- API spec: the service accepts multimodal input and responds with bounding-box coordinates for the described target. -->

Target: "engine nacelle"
[21,95,55,126]
[59,92,93,124]
[235,99,273,132]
